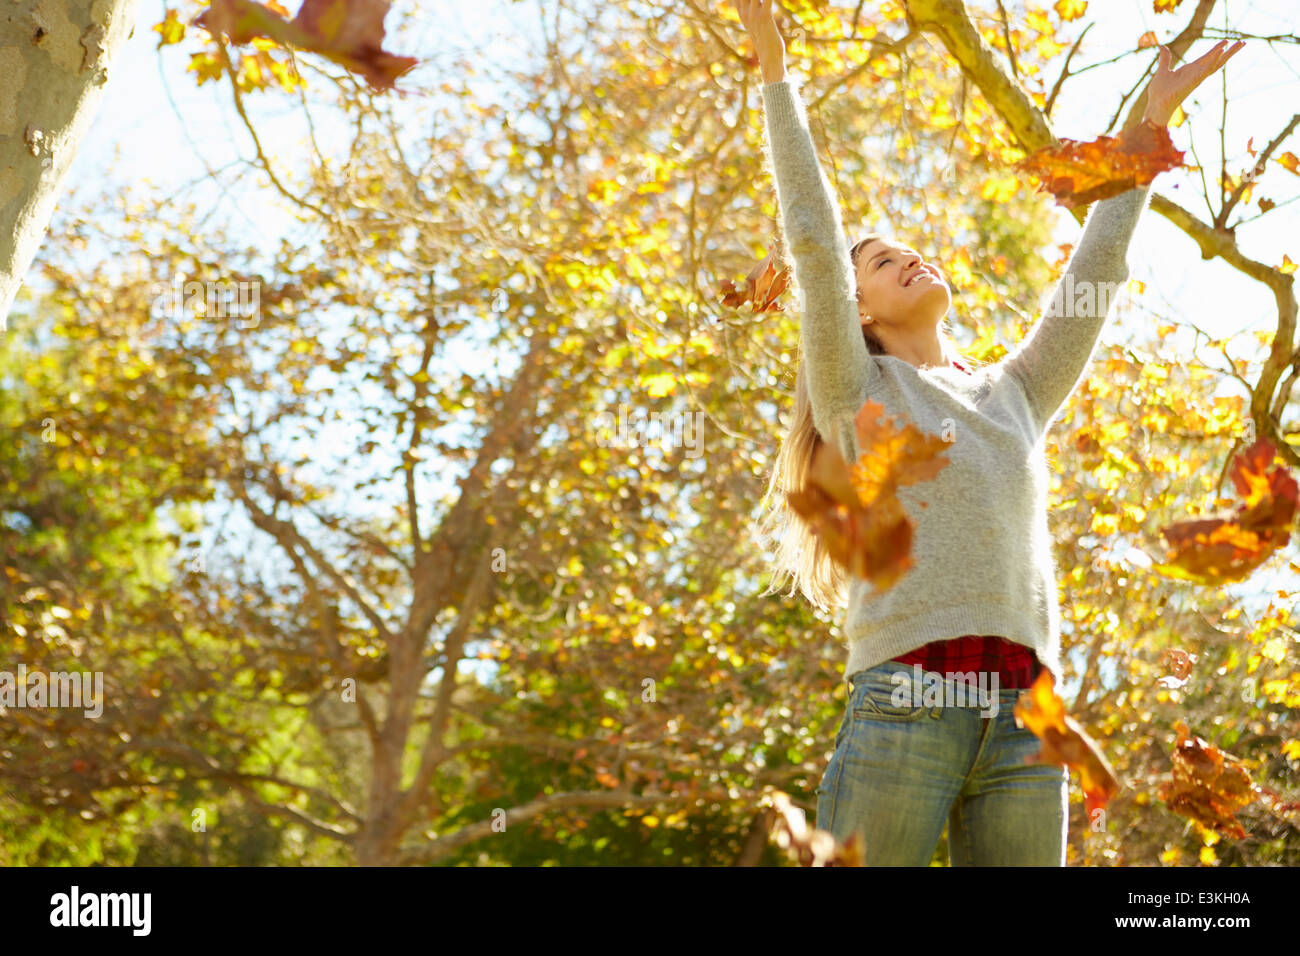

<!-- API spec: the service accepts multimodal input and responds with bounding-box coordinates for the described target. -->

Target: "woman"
[739,0,1242,865]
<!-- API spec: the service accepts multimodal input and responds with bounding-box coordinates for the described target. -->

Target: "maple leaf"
[1153,438,1298,584]
[196,0,417,90]
[1053,0,1088,23]
[786,401,951,592]
[1157,721,1255,839]
[1013,669,1121,817]
[1016,121,1186,208]
[718,244,789,313]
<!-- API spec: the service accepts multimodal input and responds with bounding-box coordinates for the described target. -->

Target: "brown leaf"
[764,790,864,866]
[1158,647,1197,688]
[1157,721,1255,839]
[197,0,417,90]
[718,245,789,313]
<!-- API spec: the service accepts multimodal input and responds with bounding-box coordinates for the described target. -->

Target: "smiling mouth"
[905,270,936,288]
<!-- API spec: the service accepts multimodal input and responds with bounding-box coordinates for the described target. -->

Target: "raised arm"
[1002,183,1152,433]
[738,0,872,433]
[1003,39,1244,434]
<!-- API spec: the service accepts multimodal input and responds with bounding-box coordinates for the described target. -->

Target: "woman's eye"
[878,259,891,269]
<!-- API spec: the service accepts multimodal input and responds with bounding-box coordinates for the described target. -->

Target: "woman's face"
[854,238,951,328]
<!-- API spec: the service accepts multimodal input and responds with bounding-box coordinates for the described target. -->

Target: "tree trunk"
[0,0,138,327]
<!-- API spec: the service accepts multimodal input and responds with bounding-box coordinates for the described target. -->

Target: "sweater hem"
[843,603,1060,687]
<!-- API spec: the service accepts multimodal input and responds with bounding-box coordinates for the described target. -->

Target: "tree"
[5,0,1296,866]
[0,0,139,325]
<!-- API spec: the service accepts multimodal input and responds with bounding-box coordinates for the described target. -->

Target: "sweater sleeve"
[760,77,873,436]
[1002,183,1153,434]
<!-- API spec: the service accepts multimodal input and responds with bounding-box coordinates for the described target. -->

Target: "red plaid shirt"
[889,360,1044,689]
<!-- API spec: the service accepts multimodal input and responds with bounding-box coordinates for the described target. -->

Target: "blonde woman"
[739,0,1241,865]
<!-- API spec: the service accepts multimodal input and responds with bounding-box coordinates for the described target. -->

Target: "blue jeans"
[815,660,1068,865]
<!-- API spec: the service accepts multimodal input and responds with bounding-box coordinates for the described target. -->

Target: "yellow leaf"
[980,175,1019,202]
[642,372,676,398]
[1054,0,1088,22]
[153,9,186,45]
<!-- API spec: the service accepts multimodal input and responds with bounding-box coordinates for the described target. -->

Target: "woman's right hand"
[736,0,786,84]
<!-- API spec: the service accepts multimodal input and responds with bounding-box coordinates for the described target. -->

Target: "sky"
[21,0,1300,698]
[54,0,1299,357]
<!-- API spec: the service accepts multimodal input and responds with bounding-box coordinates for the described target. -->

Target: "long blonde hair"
[754,233,971,613]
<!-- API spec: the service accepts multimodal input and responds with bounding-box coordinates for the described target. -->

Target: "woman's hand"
[1143,40,1245,126]
[735,0,786,85]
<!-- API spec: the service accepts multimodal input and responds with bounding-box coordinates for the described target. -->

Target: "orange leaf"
[1154,438,1298,584]
[1013,669,1121,817]
[1016,121,1185,208]
[787,401,951,592]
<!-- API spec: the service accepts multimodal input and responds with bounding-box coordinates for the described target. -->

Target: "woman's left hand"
[1143,40,1245,126]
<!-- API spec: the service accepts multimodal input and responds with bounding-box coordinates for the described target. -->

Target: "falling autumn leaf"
[786,400,951,591]
[1016,120,1185,208]
[1054,0,1088,22]
[719,244,789,314]
[1158,721,1255,839]
[1159,723,1300,839]
[196,0,417,90]
[763,790,864,866]
[1157,647,1197,689]
[1013,668,1121,817]
[1152,438,1298,584]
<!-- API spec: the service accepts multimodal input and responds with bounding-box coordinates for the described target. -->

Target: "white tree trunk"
[1,0,138,328]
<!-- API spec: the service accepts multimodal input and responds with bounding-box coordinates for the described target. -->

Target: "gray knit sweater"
[761,75,1153,686]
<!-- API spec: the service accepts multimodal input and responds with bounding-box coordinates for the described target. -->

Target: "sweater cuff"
[760,76,804,131]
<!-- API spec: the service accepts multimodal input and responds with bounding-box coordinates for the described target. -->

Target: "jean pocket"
[851,672,929,722]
